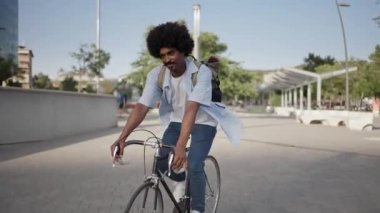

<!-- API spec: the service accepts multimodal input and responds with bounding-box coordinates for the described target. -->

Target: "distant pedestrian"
[118,93,128,114]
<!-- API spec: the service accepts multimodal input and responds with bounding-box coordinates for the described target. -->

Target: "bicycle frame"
[121,129,220,213]
[123,136,190,213]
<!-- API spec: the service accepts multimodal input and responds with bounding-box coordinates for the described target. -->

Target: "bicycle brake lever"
[168,152,174,176]
[112,146,119,167]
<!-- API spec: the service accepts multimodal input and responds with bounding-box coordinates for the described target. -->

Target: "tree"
[84,84,96,93]
[367,44,380,96]
[61,76,78,92]
[302,53,335,72]
[373,0,380,27]
[0,55,18,86]
[33,73,53,89]
[351,61,380,99]
[199,32,227,59]
[315,63,346,107]
[126,51,160,95]
[313,52,380,108]
[220,61,258,103]
[369,45,380,67]
[70,43,110,92]
[374,16,380,27]
[199,31,259,103]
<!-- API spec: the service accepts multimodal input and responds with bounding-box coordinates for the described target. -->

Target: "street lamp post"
[96,0,101,50]
[335,0,350,110]
[193,4,201,60]
[96,0,101,93]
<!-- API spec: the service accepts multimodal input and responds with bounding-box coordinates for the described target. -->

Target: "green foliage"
[369,45,380,67]
[71,43,110,77]
[302,53,335,72]
[33,73,53,89]
[84,84,96,93]
[61,76,78,92]
[351,63,379,98]
[6,79,22,87]
[199,32,227,59]
[351,49,380,98]
[374,16,380,27]
[315,63,345,101]
[0,55,17,85]
[126,51,160,95]
[198,32,258,102]
[348,45,380,98]
[313,48,380,101]
[269,94,281,106]
[220,60,257,102]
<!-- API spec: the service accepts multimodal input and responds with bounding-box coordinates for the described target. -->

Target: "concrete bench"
[297,110,374,131]
[347,111,374,131]
[274,107,295,117]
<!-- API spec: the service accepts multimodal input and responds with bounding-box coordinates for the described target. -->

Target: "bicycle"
[116,129,221,213]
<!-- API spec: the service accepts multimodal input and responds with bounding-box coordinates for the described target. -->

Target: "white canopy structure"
[261,67,357,110]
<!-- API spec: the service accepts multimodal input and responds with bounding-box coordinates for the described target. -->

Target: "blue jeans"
[157,122,216,212]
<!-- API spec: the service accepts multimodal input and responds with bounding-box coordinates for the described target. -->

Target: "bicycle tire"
[124,181,164,213]
[204,155,221,213]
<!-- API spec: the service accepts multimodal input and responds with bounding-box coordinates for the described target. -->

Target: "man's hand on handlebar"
[110,139,126,164]
[172,145,187,171]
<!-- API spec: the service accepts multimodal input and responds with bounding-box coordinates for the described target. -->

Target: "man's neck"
[170,60,186,77]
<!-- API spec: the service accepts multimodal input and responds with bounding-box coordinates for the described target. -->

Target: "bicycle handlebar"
[113,129,189,173]
[124,139,176,151]
[122,138,188,174]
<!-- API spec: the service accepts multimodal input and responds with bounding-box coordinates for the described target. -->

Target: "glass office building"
[0,0,18,62]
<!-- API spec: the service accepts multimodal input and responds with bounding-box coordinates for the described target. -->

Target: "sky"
[19,0,380,79]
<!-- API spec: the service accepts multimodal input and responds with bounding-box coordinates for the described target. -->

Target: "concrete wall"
[0,87,117,144]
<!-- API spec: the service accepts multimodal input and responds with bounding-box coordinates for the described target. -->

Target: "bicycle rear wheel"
[124,181,164,213]
[203,155,221,213]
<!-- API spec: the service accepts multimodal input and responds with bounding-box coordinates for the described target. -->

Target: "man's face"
[159,47,185,75]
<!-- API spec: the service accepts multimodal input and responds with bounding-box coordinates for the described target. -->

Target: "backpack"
[157,56,222,102]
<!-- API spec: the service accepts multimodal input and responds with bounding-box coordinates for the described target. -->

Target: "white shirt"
[139,57,241,144]
[169,67,217,126]
[170,74,187,122]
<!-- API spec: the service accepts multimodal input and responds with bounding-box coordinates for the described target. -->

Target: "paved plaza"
[1,111,380,213]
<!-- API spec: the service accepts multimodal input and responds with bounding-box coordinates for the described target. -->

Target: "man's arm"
[111,67,161,157]
[111,103,149,156]
[172,100,200,169]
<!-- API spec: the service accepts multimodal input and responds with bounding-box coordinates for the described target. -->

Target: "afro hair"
[146,22,194,58]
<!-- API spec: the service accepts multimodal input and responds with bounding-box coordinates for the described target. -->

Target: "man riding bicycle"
[111,21,241,213]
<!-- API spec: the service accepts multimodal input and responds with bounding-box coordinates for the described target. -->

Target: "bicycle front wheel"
[124,181,164,213]
[204,155,221,213]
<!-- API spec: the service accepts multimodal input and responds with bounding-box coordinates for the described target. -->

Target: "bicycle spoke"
[205,174,215,199]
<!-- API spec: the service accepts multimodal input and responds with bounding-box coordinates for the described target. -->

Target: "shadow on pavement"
[241,138,380,158]
[0,126,122,163]
[238,114,294,120]
[0,110,162,162]
[0,114,160,163]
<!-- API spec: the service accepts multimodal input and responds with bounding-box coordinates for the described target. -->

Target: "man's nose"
[162,55,170,63]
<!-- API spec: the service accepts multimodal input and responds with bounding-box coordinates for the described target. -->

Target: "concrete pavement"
[1,111,380,213]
